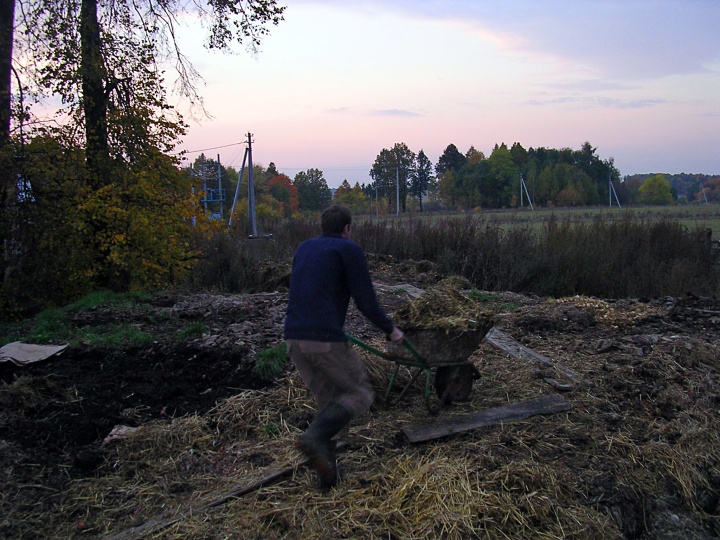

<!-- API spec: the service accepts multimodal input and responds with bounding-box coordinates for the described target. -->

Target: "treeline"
[362,141,621,213]
[211,141,720,222]
[199,141,625,222]
[624,173,720,204]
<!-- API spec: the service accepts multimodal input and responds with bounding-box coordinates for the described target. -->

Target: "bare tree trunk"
[0,0,12,143]
[0,0,15,288]
[80,0,109,187]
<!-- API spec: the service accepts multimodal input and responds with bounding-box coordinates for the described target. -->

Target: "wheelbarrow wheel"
[435,365,477,404]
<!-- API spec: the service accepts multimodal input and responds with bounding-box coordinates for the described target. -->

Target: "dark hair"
[321,205,352,235]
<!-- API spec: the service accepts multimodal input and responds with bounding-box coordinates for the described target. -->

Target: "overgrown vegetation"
[0,0,285,319]
[3,209,718,325]
[190,211,720,300]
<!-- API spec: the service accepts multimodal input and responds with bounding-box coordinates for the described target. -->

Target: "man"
[284,205,404,489]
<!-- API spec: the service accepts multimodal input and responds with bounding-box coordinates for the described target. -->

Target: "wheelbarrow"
[346,321,494,414]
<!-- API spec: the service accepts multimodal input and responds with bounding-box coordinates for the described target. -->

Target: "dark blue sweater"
[284,233,394,342]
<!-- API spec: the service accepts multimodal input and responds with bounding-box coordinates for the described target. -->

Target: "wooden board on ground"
[485,328,587,387]
[401,394,571,443]
[103,445,338,540]
[103,468,290,540]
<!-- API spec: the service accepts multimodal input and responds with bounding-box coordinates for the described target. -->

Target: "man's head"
[321,205,352,236]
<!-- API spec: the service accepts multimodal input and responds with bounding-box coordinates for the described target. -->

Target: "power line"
[176,141,245,155]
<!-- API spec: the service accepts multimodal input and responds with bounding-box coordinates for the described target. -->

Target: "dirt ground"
[2,259,720,539]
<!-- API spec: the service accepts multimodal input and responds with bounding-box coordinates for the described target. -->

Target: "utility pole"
[396,163,400,216]
[217,154,223,218]
[520,175,534,211]
[228,146,248,229]
[247,132,258,237]
[609,175,621,208]
[201,154,207,212]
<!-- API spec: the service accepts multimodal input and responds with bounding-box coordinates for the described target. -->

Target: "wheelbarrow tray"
[384,322,494,367]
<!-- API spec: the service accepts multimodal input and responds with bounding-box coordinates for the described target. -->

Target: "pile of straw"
[392,277,495,333]
[388,278,497,364]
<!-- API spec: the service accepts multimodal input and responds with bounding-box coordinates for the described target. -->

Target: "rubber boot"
[295,401,351,489]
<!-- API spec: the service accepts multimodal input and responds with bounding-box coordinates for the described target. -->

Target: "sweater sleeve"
[343,242,395,335]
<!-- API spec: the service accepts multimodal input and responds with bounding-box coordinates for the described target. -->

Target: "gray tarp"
[0,341,68,366]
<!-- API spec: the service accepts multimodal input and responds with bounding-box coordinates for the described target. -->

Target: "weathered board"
[104,444,345,540]
[486,328,587,387]
[401,394,571,443]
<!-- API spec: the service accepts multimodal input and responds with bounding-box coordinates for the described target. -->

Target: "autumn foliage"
[267,174,299,217]
[0,134,217,318]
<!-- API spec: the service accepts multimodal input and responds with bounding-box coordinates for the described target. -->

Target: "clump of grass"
[25,308,70,343]
[178,323,207,341]
[75,324,155,347]
[66,290,153,311]
[253,343,289,379]
[468,290,496,301]
[262,422,281,438]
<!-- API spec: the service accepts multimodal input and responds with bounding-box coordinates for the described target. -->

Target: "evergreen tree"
[293,168,332,212]
[410,149,435,211]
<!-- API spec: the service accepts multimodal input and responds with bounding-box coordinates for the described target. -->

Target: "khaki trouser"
[286,340,375,423]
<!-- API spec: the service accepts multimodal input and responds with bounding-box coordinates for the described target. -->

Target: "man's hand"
[388,326,404,343]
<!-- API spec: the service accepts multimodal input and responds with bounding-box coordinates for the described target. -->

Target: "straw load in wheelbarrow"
[384,278,497,407]
[387,278,497,366]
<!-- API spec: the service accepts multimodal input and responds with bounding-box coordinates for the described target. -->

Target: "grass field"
[366,204,720,237]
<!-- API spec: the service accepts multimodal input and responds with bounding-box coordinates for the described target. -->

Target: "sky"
[175,0,720,189]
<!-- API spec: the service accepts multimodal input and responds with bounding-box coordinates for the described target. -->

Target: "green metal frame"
[345,333,444,414]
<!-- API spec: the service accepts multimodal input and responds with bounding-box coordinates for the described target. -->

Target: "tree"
[0,0,12,144]
[293,168,332,212]
[16,0,284,182]
[456,159,490,209]
[370,143,415,213]
[436,143,466,176]
[638,174,673,205]
[268,173,299,217]
[437,169,458,209]
[333,180,370,214]
[487,143,520,207]
[465,146,486,164]
[409,149,434,211]
[701,178,720,202]
[369,148,394,213]
[0,0,15,291]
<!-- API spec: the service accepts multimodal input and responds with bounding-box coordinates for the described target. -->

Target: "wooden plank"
[486,328,587,387]
[103,445,340,540]
[401,394,571,443]
[103,468,292,539]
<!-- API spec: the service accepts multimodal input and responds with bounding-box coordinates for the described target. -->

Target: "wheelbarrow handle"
[344,333,423,362]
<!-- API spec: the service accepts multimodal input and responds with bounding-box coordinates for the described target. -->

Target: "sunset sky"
[176,0,720,188]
